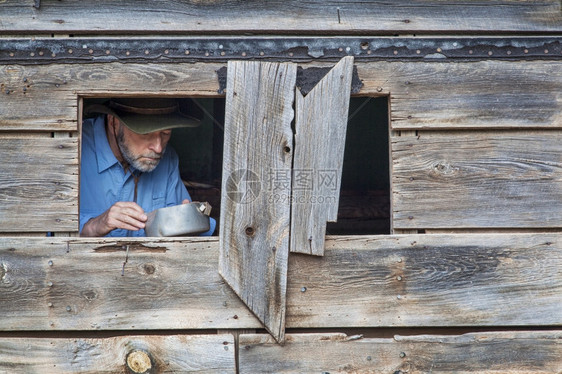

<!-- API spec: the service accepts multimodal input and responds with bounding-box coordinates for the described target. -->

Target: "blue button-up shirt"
[80,115,215,237]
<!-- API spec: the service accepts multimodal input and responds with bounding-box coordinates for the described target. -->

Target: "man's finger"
[106,203,147,230]
[121,206,148,222]
[107,214,145,231]
[115,201,146,215]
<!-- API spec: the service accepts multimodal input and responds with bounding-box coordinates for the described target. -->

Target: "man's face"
[116,122,172,173]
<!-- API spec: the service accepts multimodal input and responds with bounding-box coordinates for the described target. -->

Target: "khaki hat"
[84,98,201,134]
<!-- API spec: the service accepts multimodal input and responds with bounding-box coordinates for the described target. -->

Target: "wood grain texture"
[0,334,235,373]
[391,131,562,229]
[0,138,78,232]
[357,60,562,130]
[287,233,562,328]
[290,56,353,256]
[219,61,297,342]
[239,332,562,374]
[3,60,560,132]
[0,64,77,131]
[1,1,561,33]
[0,237,261,331]
[0,62,223,131]
[0,234,560,330]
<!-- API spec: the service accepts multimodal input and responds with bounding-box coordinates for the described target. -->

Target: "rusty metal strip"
[1,37,560,65]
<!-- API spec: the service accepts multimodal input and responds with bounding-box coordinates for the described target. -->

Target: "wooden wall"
[1,0,561,34]
[0,0,561,372]
[1,61,560,233]
[0,235,560,372]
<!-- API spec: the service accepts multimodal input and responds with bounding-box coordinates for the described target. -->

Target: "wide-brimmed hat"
[84,98,201,134]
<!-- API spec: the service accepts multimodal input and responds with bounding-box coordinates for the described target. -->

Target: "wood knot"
[82,290,97,301]
[143,264,156,275]
[245,226,255,237]
[126,350,152,374]
[432,162,458,175]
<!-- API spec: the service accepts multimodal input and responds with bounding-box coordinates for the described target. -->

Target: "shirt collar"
[92,115,120,173]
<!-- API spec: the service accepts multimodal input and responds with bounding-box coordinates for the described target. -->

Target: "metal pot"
[145,202,211,237]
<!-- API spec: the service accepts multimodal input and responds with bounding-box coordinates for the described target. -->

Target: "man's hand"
[80,202,148,237]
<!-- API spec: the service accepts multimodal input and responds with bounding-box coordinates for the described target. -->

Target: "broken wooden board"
[0,334,235,373]
[0,137,78,232]
[219,60,297,342]
[290,56,354,256]
[239,331,562,373]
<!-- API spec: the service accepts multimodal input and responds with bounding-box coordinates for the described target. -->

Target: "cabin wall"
[0,1,561,372]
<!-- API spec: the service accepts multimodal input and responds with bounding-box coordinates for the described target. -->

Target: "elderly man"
[80,98,215,237]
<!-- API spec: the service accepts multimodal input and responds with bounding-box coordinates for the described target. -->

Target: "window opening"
[80,97,220,237]
[81,95,388,237]
[326,96,390,235]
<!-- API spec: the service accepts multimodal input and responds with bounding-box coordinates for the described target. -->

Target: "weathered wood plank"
[0,64,76,131]
[358,60,562,130]
[239,332,562,374]
[0,138,78,232]
[4,60,560,132]
[287,234,562,328]
[0,234,560,330]
[0,237,261,330]
[219,61,297,342]
[0,334,235,373]
[391,131,562,229]
[290,56,353,256]
[0,62,223,131]
[1,1,560,33]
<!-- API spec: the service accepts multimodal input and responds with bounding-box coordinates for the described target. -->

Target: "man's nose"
[148,135,163,154]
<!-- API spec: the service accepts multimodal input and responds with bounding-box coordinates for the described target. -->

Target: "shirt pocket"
[152,193,166,210]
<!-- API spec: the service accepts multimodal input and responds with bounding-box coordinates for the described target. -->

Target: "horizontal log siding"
[1,1,561,34]
[2,61,560,132]
[0,334,235,373]
[0,234,559,330]
[0,63,224,132]
[391,131,562,229]
[239,332,562,374]
[0,138,78,232]
[373,60,562,130]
